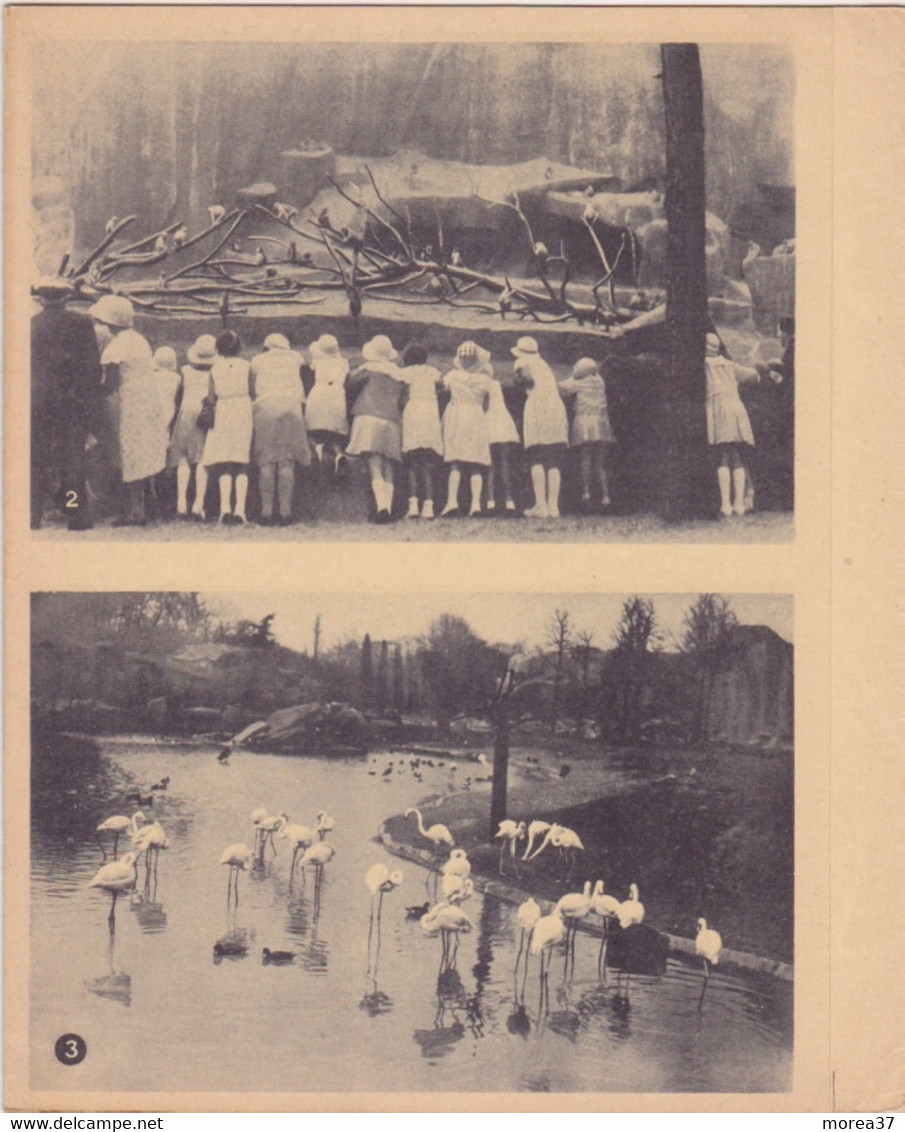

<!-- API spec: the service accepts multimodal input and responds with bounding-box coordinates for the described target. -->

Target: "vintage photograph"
[30,41,794,541]
[30,591,793,1094]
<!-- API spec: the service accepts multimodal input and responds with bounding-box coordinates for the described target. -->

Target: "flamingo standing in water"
[298,840,335,882]
[440,874,474,904]
[364,863,404,975]
[617,883,645,928]
[279,822,316,874]
[440,848,470,881]
[591,880,621,978]
[315,811,335,840]
[96,811,145,859]
[494,820,526,876]
[220,843,253,907]
[555,881,593,976]
[529,905,567,1014]
[420,902,473,970]
[695,918,723,1010]
[131,820,169,879]
[513,896,541,996]
[258,812,289,856]
[89,852,139,923]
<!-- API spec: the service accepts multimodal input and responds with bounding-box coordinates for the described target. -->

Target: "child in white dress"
[453,341,519,516]
[440,340,494,517]
[305,334,349,475]
[202,330,253,524]
[558,356,615,511]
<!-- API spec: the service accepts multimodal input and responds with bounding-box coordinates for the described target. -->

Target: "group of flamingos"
[405,807,724,1007]
[89,797,722,1007]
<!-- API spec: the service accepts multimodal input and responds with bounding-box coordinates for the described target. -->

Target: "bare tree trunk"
[490,704,510,838]
[659,44,710,520]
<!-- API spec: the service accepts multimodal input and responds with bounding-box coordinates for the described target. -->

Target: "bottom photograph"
[29,591,793,1095]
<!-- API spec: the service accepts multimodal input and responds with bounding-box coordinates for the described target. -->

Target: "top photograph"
[30,41,794,543]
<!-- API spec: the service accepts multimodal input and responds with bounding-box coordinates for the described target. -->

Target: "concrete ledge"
[378,827,794,983]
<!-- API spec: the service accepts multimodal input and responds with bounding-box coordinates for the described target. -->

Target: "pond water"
[31,742,792,1094]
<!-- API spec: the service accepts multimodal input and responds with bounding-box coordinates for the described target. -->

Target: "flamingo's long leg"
[697,960,711,1013]
[96,834,108,861]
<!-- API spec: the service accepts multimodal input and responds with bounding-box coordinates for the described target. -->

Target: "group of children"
[64,291,782,528]
[140,323,620,525]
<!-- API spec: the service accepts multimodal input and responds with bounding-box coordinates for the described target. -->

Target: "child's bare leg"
[368,453,384,514]
[192,463,208,518]
[547,463,562,518]
[595,446,611,506]
[383,457,395,515]
[526,462,548,517]
[716,449,732,517]
[469,470,483,516]
[442,464,461,515]
[176,461,191,515]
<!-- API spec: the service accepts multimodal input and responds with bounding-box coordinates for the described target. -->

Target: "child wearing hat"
[704,332,780,518]
[89,294,167,527]
[305,334,350,475]
[398,342,443,519]
[171,334,216,520]
[557,356,615,511]
[511,336,569,518]
[439,341,495,518]
[249,333,310,526]
[346,334,405,523]
[202,330,253,525]
[453,341,519,516]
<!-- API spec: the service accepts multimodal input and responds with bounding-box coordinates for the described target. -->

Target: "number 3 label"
[54,1032,87,1065]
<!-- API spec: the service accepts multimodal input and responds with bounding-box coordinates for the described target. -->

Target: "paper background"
[3,4,902,1113]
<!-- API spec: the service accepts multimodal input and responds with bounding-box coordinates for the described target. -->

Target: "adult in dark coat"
[31,277,102,528]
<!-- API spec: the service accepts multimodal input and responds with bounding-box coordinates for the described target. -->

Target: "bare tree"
[680,594,737,743]
[312,614,322,666]
[546,609,571,735]
[606,596,659,743]
[572,628,595,735]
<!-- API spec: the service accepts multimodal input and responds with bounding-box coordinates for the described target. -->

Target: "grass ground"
[34,509,792,543]
[385,737,793,964]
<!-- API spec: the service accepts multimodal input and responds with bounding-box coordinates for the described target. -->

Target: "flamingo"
[220,843,253,906]
[315,810,335,840]
[514,896,541,995]
[494,820,526,875]
[404,808,454,856]
[89,852,139,922]
[365,863,404,974]
[521,819,552,860]
[299,841,335,873]
[695,918,722,1010]
[617,883,645,929]
[555,881,593,975]
[441,875,474,904]
[526,823,585,878]
[257,812,289,856]
[440,848,471,881]
[96,811,145,859]
[529,905,567,1013]
[131,820,169,876]
[279,822,316,873]
[591,880,621,978]
[250,807,269,853]
[474,752,492,781]
[420,902,473,969]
